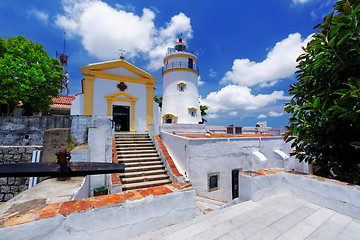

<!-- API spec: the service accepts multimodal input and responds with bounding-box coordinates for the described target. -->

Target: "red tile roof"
[51,95,75,109]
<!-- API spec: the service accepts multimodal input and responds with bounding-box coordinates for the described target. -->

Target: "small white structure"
[71,58,158,133]
[161,38,202,124]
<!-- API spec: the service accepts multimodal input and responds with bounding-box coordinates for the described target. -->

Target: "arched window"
[177,82,186,92]
[188,107,197,117]
[162,114,178,124]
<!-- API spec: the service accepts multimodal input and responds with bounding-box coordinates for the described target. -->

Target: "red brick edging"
[0,182,190,228]
[154,135,183,178]
[111,137,121,185]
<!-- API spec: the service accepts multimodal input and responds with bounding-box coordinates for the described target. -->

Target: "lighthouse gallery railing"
[162,62,199,73]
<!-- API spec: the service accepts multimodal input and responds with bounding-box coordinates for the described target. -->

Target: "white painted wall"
[153,101,161,125]
[71,94,84,115]
[0,189,196,240]
[160,133,309,202]
[238,171,360,220]
[88,127,112,196]
[160,132,189,178]
[92,78,147,132]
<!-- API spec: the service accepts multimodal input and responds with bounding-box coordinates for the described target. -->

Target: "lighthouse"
[161,38,202,124]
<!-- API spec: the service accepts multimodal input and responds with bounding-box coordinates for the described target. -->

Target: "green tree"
[154,95,162,108]
[284,0,360,184]
[200,105,209,123]
[0,36,64,116]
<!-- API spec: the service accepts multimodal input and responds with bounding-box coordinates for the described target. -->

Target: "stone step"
[122,179,172,191]
[115,134,149,138]
[115,140,152,144]
[118,157,162,163]
[118,153,159,159]
[122,160,163,168]
[117,149,158,155]
[115,137,151,141]
[121,174,170,184]
[116,143,154,147]
[119,156,161,162]
[118,169,167,178]
[123,164,165,173]
[117,146,155,151]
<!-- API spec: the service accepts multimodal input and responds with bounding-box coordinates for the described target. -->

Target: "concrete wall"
[238,171,360,220]
[160,132,189,178]
[0,188,196,240]
[0,115,113,201]
[0,116,72,146]
[70,116,113,145]
[0,146,42,201]
[0,116,113,146]
[160,124,206,134]
[160,133,309,202]
[87,127,112,196]
[70,94,84,115]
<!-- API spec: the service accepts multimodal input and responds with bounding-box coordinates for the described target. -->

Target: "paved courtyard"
[132,193,360,240]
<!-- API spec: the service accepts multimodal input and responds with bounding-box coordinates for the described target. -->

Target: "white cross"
[119,48,125,58]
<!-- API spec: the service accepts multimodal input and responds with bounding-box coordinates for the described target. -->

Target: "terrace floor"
[181,133,281,138]
[132,193,360,240]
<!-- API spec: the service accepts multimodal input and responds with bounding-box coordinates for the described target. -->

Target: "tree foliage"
[154,95,162,108]
[0,36,64,116]
[200,105,209,123]
[284,0,360,184]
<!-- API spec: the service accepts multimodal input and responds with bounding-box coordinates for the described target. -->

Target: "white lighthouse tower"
[161,38,202,124]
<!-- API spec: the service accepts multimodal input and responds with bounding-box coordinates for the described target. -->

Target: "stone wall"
[0,146,42,202]
[0,116,72,146]
[0,115,113,202]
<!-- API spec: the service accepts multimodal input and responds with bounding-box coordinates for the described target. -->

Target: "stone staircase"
[115,133,172,191]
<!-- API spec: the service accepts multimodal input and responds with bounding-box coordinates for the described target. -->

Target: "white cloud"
[198,76,205,86]
[201,85,291,113]
[55,0,192,70]
[29,9,49,23]
[114,3,135,12]
[292,0,311,4]
[221,33,313,88]
[310,1,337,19]
[208,113,219,119]
[268,111,285,117]
[209,68,217,78]
[258,114,267,119]
[229,111,238,116]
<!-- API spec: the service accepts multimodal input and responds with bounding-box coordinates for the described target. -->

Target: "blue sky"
[0,0,337,129]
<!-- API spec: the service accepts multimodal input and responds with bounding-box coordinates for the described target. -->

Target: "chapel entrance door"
[232,169,239,199]
[113,106,130,132]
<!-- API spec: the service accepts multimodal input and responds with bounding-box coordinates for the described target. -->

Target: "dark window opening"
[232,169,239,199]
[209,174,219,191]
[188,58,194,69]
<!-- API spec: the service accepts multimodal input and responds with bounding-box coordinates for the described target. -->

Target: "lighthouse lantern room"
[161,38,202,124]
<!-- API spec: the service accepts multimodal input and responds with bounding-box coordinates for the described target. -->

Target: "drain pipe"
[28,150,42,189]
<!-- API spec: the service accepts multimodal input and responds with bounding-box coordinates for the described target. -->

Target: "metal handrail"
[162,62,199,73]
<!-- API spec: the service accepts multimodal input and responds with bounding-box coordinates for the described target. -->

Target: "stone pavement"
[132,193,360,240]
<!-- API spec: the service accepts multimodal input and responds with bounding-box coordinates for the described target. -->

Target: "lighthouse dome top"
[174,38,187,52]
[165,37,197,63]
